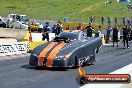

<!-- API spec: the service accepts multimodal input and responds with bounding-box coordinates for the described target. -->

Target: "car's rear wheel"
[76,76,86,86]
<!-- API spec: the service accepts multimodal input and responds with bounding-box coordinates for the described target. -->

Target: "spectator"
[31,21,36,26]
[128,26,132,41]
[95,25,102,37]
[122,17,126,26]
[85,22,94,37]
[66,25,72,30]
[90,16,93,23]
[127,19,131,26]
[76,23,84,31]
[130,27,132,41]
[112,26,119,47]
[56,21,63,36]
[37,23,43,33]
[57,20,63,29]
[106,25,112,43]
[101,16,104,25]
[42,22,51,41]
[107,16,111,25]
[52,24,57,35]
[114,17,118,25]
[93,16,96,23]
[122,25,130,49]
[43,22,51,30]
[98,25,102,34]
[131,20,132,26]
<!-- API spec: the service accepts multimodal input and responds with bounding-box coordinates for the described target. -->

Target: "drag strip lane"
[0,43,132,88]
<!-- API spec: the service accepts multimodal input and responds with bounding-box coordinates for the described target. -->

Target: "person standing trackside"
[107,16,111,25]
[122,25,130,49]
[128,26,132,41]
[106,25,112,43]
[90,16,93,23]
[38,23,43,33]
[42,28,50,41]
[95,25,102,37]
[130,26,132,41]
[85,22,94,37]
[114,17,118,25]
[101,16,104,25]
[56,21,63,36]
[66,25,72,30]
[112,26,119,47]
[42,22,51,41]
[122,17,126,26]
[52,24,57,35]
[76,23,84,31]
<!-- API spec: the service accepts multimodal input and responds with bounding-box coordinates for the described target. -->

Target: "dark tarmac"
[0,42,132,88]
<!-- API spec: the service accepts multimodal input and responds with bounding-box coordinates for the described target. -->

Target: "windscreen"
[58,32,78,40]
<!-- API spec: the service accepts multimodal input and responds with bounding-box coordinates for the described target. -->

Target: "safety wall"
[0,42,28,56]
[0,28,27,42]
[24,33,55,41]
[24,33,55,51]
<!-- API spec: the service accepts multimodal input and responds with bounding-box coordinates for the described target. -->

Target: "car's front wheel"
[74,56,81,68]
[95,48,99,53]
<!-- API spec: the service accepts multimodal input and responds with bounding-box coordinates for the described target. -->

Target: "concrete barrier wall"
[0,28,27,41]
[24,33,55,41]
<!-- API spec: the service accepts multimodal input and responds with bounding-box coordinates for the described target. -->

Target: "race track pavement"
[0,42,132,88]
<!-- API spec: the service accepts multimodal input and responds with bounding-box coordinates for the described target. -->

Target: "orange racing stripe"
[47,43,65,67]
[38,42,58,66]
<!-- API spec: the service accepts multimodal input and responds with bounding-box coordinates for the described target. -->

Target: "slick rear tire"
[76,76,87,86]
[95,48,99,53]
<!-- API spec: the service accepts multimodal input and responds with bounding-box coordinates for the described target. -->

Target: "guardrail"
[0,42,28,56]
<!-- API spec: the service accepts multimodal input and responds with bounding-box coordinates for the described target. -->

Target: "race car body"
[29,31,102,68]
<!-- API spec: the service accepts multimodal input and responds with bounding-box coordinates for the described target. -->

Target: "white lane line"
[80,63,132,88]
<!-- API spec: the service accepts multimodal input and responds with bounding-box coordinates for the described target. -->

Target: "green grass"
[0,0,132,23]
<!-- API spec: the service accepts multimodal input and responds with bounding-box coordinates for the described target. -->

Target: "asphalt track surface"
[0,42,132,88]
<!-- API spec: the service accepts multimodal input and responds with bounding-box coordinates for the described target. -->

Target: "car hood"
[31,41,53,56]
[31,40,81,56]
[31,37,99,58]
